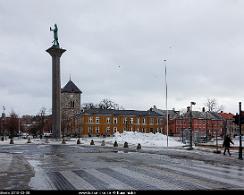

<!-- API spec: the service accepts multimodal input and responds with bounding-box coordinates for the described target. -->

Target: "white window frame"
[142,118,146,125]
[95,117,100,124]
[88,117,93,124]
[88,126,93,134]
[96,127,100,134]
[113,117,118,124]
[106,117,111,124]
[137,118,140,125]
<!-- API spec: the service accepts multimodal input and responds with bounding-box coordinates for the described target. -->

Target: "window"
[156,118,159,125]
[142,118,146,125]
[150,118,154,125]
[130,118,134,124]
[106,127,110,134]
[137,118,140,125]
[106,117,111,124]
[113,127,117,133]
[113,117,118,124]
[70,101,75,108]
[123,117,127,124]
[88,117,93,124]
[88,126,93,135]
[95,127,100,134]
[95,117,100,124]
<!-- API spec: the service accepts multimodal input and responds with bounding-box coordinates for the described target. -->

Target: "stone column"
[46,47,66,139]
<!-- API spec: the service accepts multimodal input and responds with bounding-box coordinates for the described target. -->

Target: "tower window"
[70,101,75,108]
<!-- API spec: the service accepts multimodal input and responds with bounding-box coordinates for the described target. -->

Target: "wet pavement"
[0,144,244,190]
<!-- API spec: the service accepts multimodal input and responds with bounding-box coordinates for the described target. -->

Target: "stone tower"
[61,79,82,135]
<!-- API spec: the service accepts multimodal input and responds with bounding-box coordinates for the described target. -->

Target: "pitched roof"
[150,108,180,119]
[182,111,223,120]
[61,80,82,94]
[218,112,235,120]
[79,108,161,116]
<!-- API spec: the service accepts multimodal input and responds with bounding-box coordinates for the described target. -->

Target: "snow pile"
[111,131,184,147]
[0,132,185,148]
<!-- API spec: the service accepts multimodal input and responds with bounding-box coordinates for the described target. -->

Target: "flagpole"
[164,59,168,147]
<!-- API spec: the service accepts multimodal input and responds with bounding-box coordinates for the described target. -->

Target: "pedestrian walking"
[223,134,234,156]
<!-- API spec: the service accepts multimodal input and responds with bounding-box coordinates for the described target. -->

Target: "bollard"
[113,141,118,147]
[10,138,14,144]
[90,139,95,145]
[45,138,49,143]
[62,137,66,144]
[77,138,81,144]
[137,143,141,150]
[27,137,31,143]
[101,140,105,146]
[124,141,129,148]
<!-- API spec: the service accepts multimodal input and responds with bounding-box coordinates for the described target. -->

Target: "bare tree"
[81,103,96,110]
[205,98,224,112]
[39,107,46,135]
[82,99,123,110]
[98,99,120,110]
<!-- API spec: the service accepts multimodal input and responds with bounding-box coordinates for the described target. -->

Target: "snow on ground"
[0,131,185,148]
[111,131,184,147]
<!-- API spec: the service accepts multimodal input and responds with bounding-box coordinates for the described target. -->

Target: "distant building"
[150,105,180,136]
[174,107,224,139]
[75,108,163,137]
[218,111,238,136]
[151,106,225,138]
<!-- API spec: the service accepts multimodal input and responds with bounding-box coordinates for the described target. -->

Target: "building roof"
[218,111,235,120]
[61,80,82,94]
[150,107,180,119]
[181,111,223,120]
[79,108,161,117]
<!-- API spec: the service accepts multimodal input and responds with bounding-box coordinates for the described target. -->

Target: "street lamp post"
[238,102,243,160]
[189,102,196,150]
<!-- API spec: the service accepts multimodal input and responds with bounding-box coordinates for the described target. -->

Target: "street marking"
[97,167,161,190]
[112,167,183,190]
[47,171,76,190]
[73,169,109,190]
[89,169,135,190]
[61,170,96,190]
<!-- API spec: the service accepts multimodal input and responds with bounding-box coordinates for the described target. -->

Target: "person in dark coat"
[223,134,234,156]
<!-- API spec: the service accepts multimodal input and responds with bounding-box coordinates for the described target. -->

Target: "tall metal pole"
[164,59,168,147]
[189,102,196,150]
[189,105,193,150]
[239,102,243,160]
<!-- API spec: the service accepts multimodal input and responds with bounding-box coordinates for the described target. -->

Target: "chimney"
[202,107,205,112]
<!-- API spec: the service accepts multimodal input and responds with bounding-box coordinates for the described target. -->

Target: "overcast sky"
[1,0,244,116]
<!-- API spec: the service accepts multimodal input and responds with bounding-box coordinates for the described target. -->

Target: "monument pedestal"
[46,46,66,139]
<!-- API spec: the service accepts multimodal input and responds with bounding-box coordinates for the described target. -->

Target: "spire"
[69,74,71,81]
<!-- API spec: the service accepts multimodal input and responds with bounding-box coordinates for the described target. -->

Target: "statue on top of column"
[50,24,59,48]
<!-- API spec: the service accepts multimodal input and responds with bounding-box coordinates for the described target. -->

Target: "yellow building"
[75,108,164,137]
